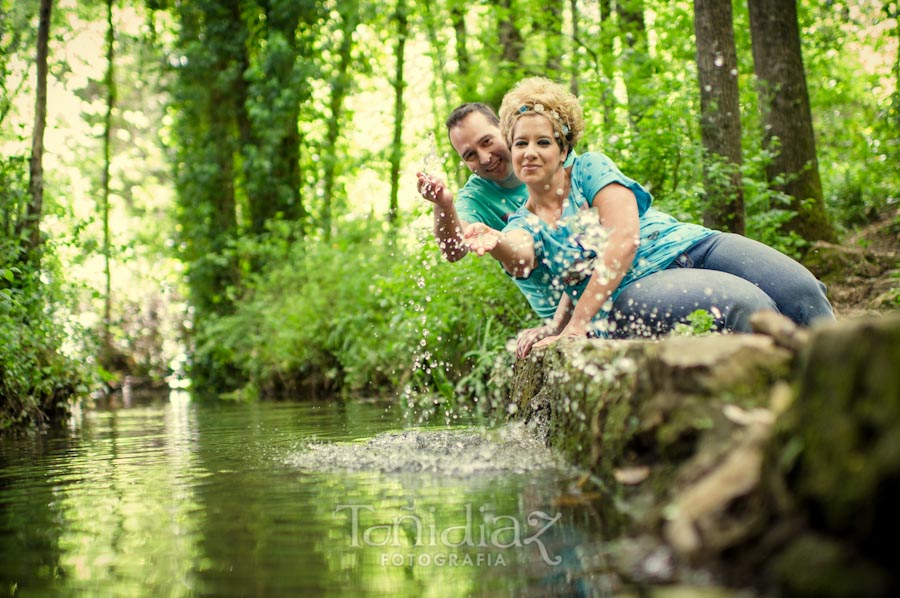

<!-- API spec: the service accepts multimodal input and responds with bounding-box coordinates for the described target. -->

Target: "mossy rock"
[767,314,900,594]
[511,334,793,476]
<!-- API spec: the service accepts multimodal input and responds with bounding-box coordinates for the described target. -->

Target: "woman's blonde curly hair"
[498,77,585,151]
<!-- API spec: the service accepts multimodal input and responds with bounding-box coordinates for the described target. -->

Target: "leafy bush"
[0,157,90,432]
[193,216,536,407]
[0,241,89,432]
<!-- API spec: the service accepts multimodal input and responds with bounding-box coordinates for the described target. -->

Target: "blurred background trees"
[1,0,898,425]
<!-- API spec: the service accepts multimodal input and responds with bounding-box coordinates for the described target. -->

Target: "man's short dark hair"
[445,103,500,130]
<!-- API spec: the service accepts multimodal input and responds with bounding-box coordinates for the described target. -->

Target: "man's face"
[448,112,514,183]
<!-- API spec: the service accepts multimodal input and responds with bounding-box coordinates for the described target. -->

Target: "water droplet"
[422,131,439,175]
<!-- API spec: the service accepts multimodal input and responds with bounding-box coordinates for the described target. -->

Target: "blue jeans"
[606,232,835,338]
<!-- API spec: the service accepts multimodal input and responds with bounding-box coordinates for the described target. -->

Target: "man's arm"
[417,172,469,262]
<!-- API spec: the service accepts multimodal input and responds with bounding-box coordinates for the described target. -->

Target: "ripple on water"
[284,422,569,476]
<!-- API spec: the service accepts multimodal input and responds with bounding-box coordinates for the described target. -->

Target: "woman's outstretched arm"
[462,223,536,277]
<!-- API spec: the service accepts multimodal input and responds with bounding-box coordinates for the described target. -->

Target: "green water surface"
[0,394,612,597]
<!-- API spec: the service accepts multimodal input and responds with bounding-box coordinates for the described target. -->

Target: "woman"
[464,77,834,357]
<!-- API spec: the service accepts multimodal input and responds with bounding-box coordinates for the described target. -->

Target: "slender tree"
[101,0,116,353]
[597,0,617,129]
[321,1,359,239]
[21,0,52,264]
[242,0,313,235]
[569,0,580,95]
[888,2,900,132]
[616,0,652,129]
[420,0,458,185]
[388,0,408,224]
[498,0,523,70]
[694,0,744,234]
[450,1,474,102]
[538,0,565,74]
[484,0,524,109]
[748,0,836,243]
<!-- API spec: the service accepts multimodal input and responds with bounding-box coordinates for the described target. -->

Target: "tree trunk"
[694,0,745,234]
[23,0,52,264]
[322,2,358,240]
[539,0,564,75]
[748,0,836,243]
[597,0,617,130]
[388,0,408,225]
[498,0,523,68]
[450,1,473,103]
[616,0,651,129]
[101,0,116,352]
[243,2,306,235]
[569,0,579,95]
[889,3,900,133]
[484,0,524,109]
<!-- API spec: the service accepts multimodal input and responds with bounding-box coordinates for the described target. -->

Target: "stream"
[0,391,627,597]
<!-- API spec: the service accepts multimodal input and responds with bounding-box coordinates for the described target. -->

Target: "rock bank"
[509,311,900,596]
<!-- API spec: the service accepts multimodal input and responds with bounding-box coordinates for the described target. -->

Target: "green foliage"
[798,1,900,228]
[0,162,89,432]
[4,0,898,413]
[194,217,535,404]
[672,309,716,336]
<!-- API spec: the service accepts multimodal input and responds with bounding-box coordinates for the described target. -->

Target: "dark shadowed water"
[0,392,630,597]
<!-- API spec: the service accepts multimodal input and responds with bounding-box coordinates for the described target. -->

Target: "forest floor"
[808,208,900,319]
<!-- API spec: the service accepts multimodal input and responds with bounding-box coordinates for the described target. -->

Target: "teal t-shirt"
[455,175,528,231]
[503,152,715,321]
[454,152,577,230]
[454,155,577,319]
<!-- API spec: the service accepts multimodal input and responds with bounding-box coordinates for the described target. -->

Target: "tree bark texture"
[694,0,745,234]
[597,0,617,130]
[450,1,473,103]
[569,0,580,95]
[322,2,359,239]
[388,0,408,224]
[538,0,564,74]
[748,0,836,243]
[102,0,116,351]
[616,0,652,130]
[24,0,52,262]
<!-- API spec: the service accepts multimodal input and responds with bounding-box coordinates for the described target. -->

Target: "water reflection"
[0,394,611,597]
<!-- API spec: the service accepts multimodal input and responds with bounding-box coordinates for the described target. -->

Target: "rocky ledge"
[509,311,900,596]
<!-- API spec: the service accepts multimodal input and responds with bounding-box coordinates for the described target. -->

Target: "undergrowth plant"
[195,216,536,408]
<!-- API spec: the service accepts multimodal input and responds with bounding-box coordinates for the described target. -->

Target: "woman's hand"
[516,325,559,359]
[416,172,453,207]
[463,222,503,256]
[529,323,590,353]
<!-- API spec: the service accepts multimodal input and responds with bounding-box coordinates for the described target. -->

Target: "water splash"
[422,131,439,175]
[284,423,570,476]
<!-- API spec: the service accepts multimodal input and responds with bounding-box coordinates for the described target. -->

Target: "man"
[416,103,533,262]
[416,102,574,352]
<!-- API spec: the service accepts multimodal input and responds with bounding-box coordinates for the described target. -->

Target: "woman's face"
[510,114,566,188]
